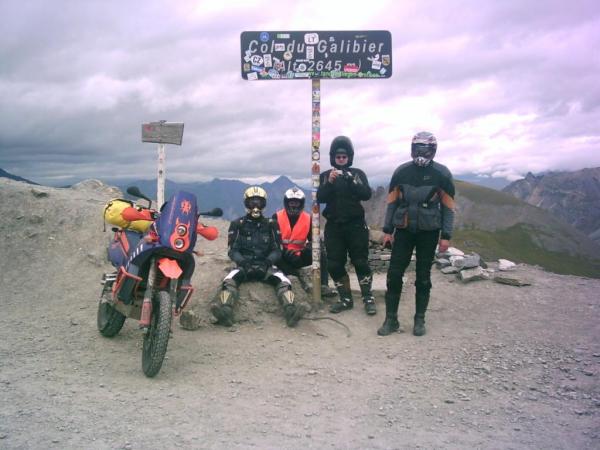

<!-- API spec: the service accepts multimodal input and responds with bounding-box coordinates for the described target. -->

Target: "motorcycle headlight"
[176,224,187,236]
[174,238,185,249]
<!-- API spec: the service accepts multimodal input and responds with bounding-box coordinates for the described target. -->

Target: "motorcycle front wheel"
[141,290,172,377]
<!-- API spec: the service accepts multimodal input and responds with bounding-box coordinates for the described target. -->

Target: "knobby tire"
[141,290,172,377]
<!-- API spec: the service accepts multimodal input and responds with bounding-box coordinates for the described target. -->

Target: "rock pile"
[435,248,531,286]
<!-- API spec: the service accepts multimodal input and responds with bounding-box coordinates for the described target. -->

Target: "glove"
[284,249,302,265]
[238,260,252,275]
[249,261,269,279]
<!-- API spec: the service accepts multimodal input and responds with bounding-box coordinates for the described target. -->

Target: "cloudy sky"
[1,0,599,187]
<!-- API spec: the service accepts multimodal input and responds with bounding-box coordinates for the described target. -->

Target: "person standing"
[273,187,336,297]
[378,132,455,337]
[317,135,376,315]
[211,186,303,327]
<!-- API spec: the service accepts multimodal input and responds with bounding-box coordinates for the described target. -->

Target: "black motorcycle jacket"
[317,167,372,223]
[382,160,455,239]
[228,215,282,266]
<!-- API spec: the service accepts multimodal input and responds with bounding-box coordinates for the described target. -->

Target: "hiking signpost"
[141,121,184,207]
[240,30,392,302]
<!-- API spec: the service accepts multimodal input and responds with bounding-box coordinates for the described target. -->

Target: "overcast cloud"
[1,0,599,187]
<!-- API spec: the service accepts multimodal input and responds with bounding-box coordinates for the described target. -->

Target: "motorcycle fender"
[158,257,183,279]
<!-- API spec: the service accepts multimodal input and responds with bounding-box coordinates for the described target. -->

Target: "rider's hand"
[438,239,450,254]
[284,249,301,265]
[238,260,252,274]
[328,170,340,183]
[383,233,394,249]
[251,261,269,279]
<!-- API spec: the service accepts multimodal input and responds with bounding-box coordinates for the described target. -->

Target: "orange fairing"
[169,217,191,252]
[197,224,219,241]
[121,207,154,222]
[158,258,183,279]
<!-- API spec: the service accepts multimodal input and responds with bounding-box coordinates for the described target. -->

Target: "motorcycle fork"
[139,257,157,330]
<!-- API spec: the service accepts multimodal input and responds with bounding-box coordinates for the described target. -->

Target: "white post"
[157,143,166,208]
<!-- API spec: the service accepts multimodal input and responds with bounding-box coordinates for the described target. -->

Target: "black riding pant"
[277,245,330,285]
[324,219,372,282]
[385,229,439,316]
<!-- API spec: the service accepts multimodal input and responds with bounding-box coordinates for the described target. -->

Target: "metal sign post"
[241,30,392,302]
[141,121,185,207]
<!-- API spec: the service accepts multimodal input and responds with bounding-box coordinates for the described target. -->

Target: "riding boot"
[413,290,430,336]
[211,280,238,327]
[278,288,304,327]
[359,274,376,315]
[330,274,353,313]
[377,315,400,336]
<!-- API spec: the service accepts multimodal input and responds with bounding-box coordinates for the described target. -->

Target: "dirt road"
[0,179,598,449]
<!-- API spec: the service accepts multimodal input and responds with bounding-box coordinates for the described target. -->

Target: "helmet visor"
[411,143,435,159]
[246,197,266,210]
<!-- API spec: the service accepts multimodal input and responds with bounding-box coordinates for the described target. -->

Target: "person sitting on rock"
[211,186,304,327]
[272,186,337,298]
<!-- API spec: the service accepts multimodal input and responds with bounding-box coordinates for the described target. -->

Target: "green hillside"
[453,224,600,279]
[454,179,522,206]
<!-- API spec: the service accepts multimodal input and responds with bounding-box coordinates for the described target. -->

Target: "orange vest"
[276,209,310,252]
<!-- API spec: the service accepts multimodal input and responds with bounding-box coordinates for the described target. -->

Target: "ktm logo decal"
[180,200,192,214]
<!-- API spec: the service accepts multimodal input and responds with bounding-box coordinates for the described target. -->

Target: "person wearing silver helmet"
[378,132,455,337]
[212,186,304,327]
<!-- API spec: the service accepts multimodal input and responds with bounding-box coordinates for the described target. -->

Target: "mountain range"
[2,166,599,277]
[502,168,600,244]
[0,168,38,185]
[116,175,308,220]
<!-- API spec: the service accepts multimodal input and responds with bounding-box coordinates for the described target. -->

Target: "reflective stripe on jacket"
[276,209,310,251]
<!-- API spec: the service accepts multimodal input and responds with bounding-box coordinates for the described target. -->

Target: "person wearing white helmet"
[378,132,455,337]
[211,186,304,327]
[273,186,336,297]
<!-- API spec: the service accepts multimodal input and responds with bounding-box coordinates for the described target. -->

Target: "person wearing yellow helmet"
[211,186,304,327]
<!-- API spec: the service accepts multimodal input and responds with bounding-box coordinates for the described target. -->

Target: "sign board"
[241,30,392,80]
[141,121,184,145]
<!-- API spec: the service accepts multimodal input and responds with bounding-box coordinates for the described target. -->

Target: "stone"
[450,256,465,268]
[31,188,49,198]
[498,259,516,271]
[459,266,486,283]
[436,258,451,269]
[493,276,532,287]
[445,247,465,257]
[441,266,460,274]
[462,253,481,269]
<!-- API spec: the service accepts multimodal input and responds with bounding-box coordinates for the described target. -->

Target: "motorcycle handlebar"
[199,207,223,217]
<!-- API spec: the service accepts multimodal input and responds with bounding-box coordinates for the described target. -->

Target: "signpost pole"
[157,143,166,208]
[311,79,322,303]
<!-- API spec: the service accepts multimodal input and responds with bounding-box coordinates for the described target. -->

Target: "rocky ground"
[0,178,599,449]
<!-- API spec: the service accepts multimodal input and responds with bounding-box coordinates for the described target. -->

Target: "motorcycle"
[98,186,222,377]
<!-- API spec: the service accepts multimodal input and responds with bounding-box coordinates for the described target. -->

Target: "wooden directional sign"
[141,121,184,145]
[241,30,392,80]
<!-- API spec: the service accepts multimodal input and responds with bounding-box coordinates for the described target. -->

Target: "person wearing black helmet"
[317,135,376,315]
[211,186,304,327]
[378,132,455,337]
[273,186,336,297]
